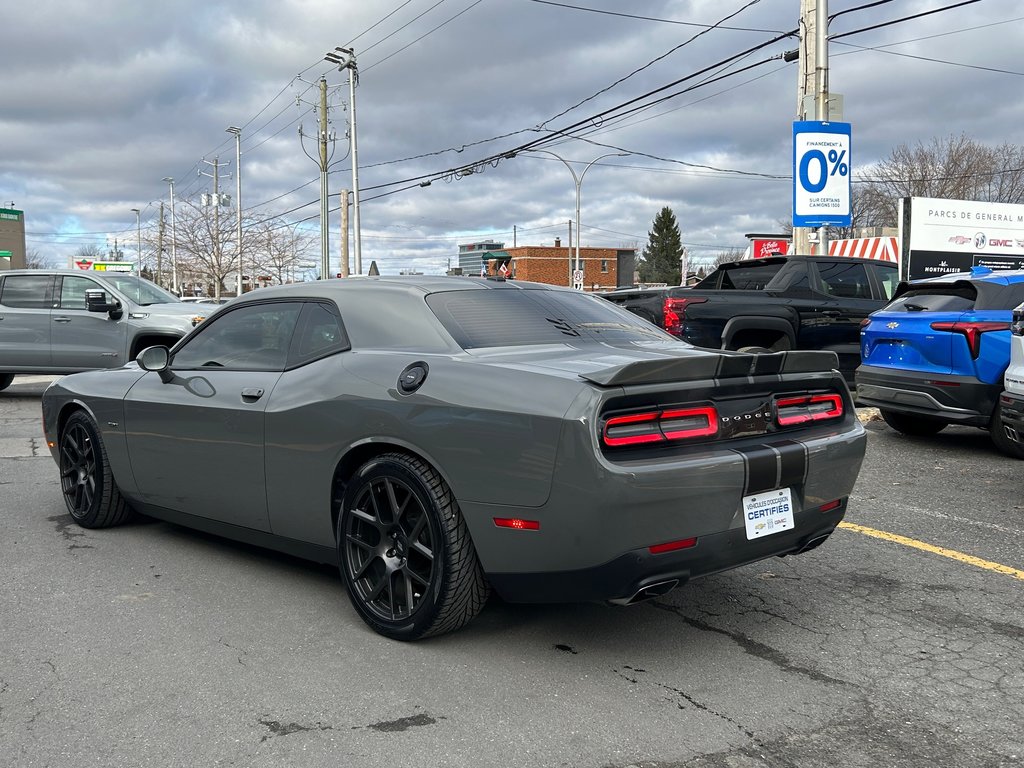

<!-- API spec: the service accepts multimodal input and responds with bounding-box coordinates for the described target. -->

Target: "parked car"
[856,266,1024,458]
[601,255,899,387]
[0,270,207,392]
[42,276,867,640]
[998,302,1024,447]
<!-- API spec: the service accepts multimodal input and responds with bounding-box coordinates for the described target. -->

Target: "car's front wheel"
[338,453,489,640]
[880,409,948,437]
[58,411,133,528]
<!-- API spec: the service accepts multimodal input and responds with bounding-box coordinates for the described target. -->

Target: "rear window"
[886,285,976,313]
[426,288,672,349]
[0,274,52,308]
[697,264,783,290]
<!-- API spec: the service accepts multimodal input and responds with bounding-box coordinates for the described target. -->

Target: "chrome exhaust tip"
[609,579,679,606]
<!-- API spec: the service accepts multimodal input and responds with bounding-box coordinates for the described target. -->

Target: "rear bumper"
[1000,391,1024,443]
[854,365,999,426]
[488,505,847,603]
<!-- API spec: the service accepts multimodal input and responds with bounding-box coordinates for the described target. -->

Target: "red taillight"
[602,405,719,447]
[929,321,1010,358]
[648,537,698,554]
[818,499,842,513]
[493,517,540,531]
[775,393,843,426]
[663,296,706,336]
[859,317,871,329]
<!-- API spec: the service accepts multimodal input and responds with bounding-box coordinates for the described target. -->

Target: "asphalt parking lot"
[1,376,1021,768]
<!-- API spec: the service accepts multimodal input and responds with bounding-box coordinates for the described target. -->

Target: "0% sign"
[792,120,852,228]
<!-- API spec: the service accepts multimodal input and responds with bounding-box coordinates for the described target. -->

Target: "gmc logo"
[990,239,1013,247]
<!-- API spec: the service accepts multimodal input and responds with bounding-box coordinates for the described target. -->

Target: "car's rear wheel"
[58,411,133,528]
[0,374,14,392]
[880,409,948,436]
[989,410,1024,459]
[338,453,489,640]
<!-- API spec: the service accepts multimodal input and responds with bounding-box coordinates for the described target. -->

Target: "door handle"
[241,387,265,401]
[53,316,72,323]
[821,310,841,317]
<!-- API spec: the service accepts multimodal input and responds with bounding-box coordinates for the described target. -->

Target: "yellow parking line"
[837,521,1024,581]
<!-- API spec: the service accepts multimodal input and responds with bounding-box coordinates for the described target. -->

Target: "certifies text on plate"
[742,488,795,540]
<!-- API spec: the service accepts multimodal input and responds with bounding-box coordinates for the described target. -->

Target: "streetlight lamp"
[528,150,628,290]
[226,126,244,295]
[162,177,178,293]
[130,208,141,271]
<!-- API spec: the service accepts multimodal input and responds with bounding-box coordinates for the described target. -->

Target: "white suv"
[1000,302,1024,445]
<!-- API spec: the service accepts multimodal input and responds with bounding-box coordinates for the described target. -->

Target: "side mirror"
[85,289,121,316]
[137,345,174,383]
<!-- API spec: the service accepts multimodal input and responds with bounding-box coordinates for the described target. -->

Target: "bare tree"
[855,134,1024,227]
[24,248,48,269]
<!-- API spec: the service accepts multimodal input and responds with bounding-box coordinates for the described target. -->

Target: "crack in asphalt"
[257,717,333,742]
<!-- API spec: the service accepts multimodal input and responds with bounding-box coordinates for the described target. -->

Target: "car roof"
[228,275,573,305]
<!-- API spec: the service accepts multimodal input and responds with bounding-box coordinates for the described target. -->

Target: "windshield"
[426,288,674,349]
[95,273,181,305]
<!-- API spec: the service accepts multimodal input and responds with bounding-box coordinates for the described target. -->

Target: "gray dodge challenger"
[42,276,866,640]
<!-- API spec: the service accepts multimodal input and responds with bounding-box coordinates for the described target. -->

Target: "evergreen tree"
[638,206,683,285]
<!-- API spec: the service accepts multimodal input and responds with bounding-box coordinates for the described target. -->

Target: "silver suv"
[0,270,207,391]
[1000,302,1024,446]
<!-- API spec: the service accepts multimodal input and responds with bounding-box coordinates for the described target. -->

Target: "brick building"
[0,207,26,269]
[483,239,635,291]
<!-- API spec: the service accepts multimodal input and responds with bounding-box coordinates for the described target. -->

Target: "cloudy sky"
[2,0,1022,277]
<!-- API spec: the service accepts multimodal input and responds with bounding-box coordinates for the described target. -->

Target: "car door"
[0,273,54,368]
[50,274,129,369]
[811,260,878,374]
[123,300,303,530]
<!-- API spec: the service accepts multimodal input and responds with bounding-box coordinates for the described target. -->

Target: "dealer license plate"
[742,488,795,540]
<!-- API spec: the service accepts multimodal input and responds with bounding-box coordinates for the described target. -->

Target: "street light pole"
[529,150,627,290]
[227,126,244,295]
[130,208,141,271]
[162,177,178,294]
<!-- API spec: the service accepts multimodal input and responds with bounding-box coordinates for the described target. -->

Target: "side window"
[171,302,302,371]
[868,264,899,300]
[816,261,871,299]
[289,302,349,367]
[59,276,103,310]
[0,274,53,309]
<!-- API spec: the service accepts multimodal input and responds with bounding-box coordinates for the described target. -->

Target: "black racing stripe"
[771,439,808,489]
[737,445,778,495]
[717,354,753,378]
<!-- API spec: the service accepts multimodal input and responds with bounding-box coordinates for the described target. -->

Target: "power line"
[527,0,788,34]
[362,0,488,74]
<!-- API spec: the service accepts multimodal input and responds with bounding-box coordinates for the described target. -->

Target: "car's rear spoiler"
[580,350,839,387]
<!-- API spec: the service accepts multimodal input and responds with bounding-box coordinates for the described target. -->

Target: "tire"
[0,374,14,392]
[338,453,490,641]
[989,410,1024,459]
[58,411,133,528]
[879,409,947,437]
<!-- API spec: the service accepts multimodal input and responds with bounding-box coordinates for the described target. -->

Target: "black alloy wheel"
[58,411,132,528]
[338,453,489,640]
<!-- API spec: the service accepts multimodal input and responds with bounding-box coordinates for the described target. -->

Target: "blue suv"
[855,266,1024,459]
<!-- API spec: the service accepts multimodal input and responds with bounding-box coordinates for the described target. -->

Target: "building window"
[601,260,608,273]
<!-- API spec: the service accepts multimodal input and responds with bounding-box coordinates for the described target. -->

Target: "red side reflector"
[649,537,698,554]
[775,393,843,426]
[819,499,842,513]
[493,517,540,531]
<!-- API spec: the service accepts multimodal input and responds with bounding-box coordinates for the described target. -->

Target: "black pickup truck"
[601,255,899,385]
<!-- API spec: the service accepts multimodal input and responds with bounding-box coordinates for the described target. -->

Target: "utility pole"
[163,177,178,294]
[319,77,330,280]
[814,0,830,260]
[793,0,819,256]
[340,188,350,278]
[131,208,141,271]
[325,47,362,275]
[158,202,165,287]
[227,126,243,295]
[200,156,228,298]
